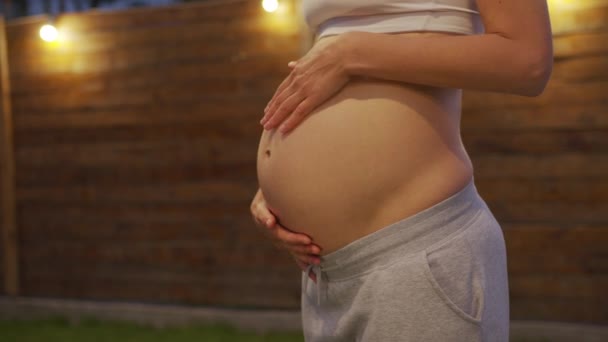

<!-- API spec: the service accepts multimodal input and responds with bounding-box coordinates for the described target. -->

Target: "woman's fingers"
[269,225,323,268]
[307,253,322,265]
[263,86,306,131]
[270,223,312,245]
[250,189,276,228]
[308,244,322,254]
[287,244,322,264]
[262,70,295,123]
[294,256,317,283]
[294,257,310,272]
[253,214,274,230]
[259,214,275,229]
[250,189,325,267]
[277,96,316,133]
[282,242,322,255]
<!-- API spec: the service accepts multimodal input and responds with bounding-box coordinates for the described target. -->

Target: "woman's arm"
[340,0,554,97]
[260,0,554,132]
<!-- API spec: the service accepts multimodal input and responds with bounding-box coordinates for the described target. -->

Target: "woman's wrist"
[338,31,366,78]
[339,31,383,83]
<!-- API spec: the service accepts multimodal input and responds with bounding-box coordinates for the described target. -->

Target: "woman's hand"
[260,35,352,135]
[250,188,323,282]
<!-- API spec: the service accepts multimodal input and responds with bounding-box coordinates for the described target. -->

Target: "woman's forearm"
[340,31,553,97]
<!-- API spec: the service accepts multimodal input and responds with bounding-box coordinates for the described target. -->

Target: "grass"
[0,316,561,342]
[0,315,305,342]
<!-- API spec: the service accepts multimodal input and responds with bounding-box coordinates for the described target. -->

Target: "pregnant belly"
[256,77,472,254]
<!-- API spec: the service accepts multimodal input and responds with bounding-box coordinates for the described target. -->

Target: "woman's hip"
[301,177,510,341]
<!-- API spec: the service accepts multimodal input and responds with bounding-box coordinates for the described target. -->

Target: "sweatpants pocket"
[421,217,485,325]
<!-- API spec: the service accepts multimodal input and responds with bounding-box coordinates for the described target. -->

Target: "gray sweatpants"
[301,176,510,341]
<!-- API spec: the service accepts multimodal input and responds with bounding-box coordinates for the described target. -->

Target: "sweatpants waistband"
[310,175,487,283]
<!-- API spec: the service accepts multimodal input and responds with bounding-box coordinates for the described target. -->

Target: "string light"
[39,24,58,42]
[262,0,279,13]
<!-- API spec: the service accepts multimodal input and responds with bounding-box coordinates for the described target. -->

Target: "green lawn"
[0,316,305,342]
[0,316,559,342]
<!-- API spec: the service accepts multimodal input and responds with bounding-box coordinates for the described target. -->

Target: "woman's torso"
[256,32,474,255]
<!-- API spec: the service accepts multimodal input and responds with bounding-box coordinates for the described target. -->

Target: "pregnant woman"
[251,0,552,341]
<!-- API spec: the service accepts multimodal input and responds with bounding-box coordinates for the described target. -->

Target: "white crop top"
[302,0,485,40]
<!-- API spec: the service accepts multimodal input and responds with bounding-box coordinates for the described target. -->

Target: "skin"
[251,0,553,274]
[250,188,321,282]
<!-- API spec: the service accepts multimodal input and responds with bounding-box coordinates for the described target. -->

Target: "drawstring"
[303,263,325,305]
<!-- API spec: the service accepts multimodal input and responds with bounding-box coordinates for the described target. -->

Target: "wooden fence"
[0,0,305,309]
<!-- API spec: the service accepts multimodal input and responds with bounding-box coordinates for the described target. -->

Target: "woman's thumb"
[265,215,275,228]
[288,61,297,68]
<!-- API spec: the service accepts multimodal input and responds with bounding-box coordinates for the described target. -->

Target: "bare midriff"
[256,31,474,255]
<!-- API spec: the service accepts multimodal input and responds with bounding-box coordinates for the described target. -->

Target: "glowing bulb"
[40,24,58,42]
[262,0,279,13]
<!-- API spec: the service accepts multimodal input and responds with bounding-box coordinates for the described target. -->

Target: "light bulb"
[262,0,279,13]
[40,24,58,42]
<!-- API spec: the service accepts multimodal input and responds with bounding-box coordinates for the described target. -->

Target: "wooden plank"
[0,16,19,296]
[462,129,608,153]
[20,241,283,272]
[21,270,300,309]
[19,260,299,290]
[551,55,608,82]
[16,201,260,244]
[472,153,608,179]
[15,163,257,187]
[18,217,253,243]
[485,200,608,224]
[509,274,607,300]
[510,297,605,323]
[474,178,608,202]
[553,31,608,59]
[506,251,607,275]
[13,109,258,131]
[462,81,608,111]
[11,80,242,111]
[18,201,252,225]
[18,232,293,275]
[17,180,257,205]
[12,88,272,113]
[13,122,263,147]
[15,139,258,167]
[13,100,267,129]
[462,103,608,130]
